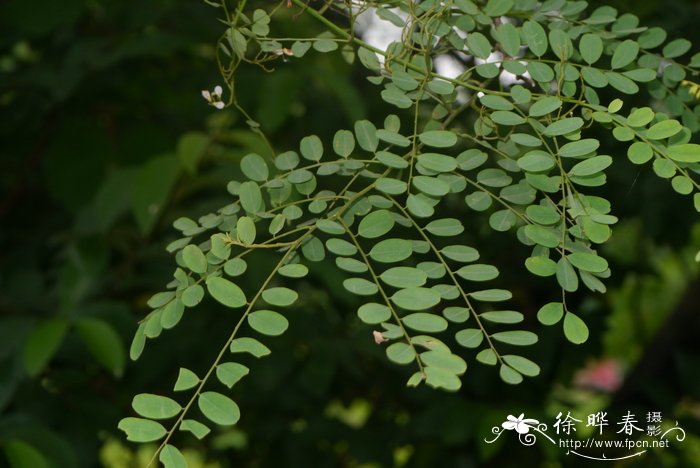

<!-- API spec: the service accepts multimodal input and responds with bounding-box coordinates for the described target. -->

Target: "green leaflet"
[611,40,639,69]
[419,130,458,148]
[358,209,395,238]
[543,117,583,136]
[491,330,538,346]
[357,303,392,324]
[174,368,200,391]
[237,216,256,245]
[380,267,428,288]
[417,153,458,172]
[569,156,612,176]
[354,120,378,152]
[300,135,324,161]
[421,350,467,375]
[182,245,207,274]
[484,0,513,16]
[333,129,355,157]
[525,256,557,277]
[522,20,548,57]
[455,329,483,348]
[563,312,589,344]
[537,302,564,325]
[556,258,579,292]
[494,23,520,57]
[480,95,514,111]
[402,313,448,333]
[559,139,600,158]
[480,310,523,324]
[118,418,167,443]
[548,29,573,60]
[441,245,480,262]
[159,445,187,468]
[132,394,181,420]
[216,362,249,388]
[646,120,682,140]
[391,288,441,311]
[343,278,379,296]
[502,355,540,377]
[425,218,464,236]
[179,419,210,440]
[229,337,271,357]
[456,264,499,281]
[248,310,289,336]
[386,342,416,365]
[579,33,603,64]
[198,391,240,426]
[666,144,700,163]
[206,277,247,308]
[517,150,555,172]
[529,97,562,117]
[466,33,492,59]
[369,239,413,263]
[499,365,523,385]
[261,287,298,307]
[241,153,269,181]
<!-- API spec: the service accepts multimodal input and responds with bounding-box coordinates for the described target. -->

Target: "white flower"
[273,48,294,56]
[372,331,387,344]
[202,85,225,109]
[502,414,539,434]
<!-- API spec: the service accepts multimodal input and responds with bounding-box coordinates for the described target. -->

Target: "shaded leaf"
[23,318,69,377]
[75,317,126,377]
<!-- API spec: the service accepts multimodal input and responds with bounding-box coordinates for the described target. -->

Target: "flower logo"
[502,414,540,434]
[202,85,225,109]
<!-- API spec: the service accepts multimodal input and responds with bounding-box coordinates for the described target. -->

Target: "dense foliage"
[1,0,700,467]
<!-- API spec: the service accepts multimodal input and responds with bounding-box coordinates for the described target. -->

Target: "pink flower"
[574,359,623,393]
